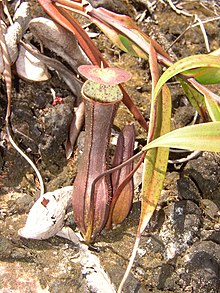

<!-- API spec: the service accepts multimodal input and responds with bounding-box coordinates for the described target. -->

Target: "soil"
[0,1,220,292]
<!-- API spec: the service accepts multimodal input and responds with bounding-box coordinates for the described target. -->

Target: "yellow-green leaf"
[142,122,220,152]
[185,67,220,85]
[139,44,172,234]
[188,78,220,121]
[91,8,171,62]
[154,55,220,99]
[179,79,206,118]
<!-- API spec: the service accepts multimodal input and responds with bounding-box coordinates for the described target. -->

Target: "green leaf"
[154,55,220,121]
[139,85,171,234]
[185,67,220,85]
[142,122,220,152]
[154,55,220,99]
[118,34,148,58]
[139,44,172,234]
[188,78,220,121]
[179,79,206,119]
[204,92,220,121]
[91,8,171,63]
[119,48,172,292]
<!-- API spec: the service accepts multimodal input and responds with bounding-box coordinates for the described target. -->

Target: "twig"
[117,234,141,293]
[5,123,45,196]
[0,20,11,120]
[168,150,201,164]
[194,15,210,52]
[0,11,44,196]
[168,15,220,51]
[165,0,193,17]
[191,16,220,26]
[2,0,13,25]
[200,1,220,16]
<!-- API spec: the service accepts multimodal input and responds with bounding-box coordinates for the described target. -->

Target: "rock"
[183,154,220,202]
[200,199,219,220]
[0,261,50,293]
[15,193,35,214]
[0,237,14,258]
[177,175,201,203]
[159,200,202,259]
[39,101,73,170]
[179,241,220,292]
[172,105,195,129]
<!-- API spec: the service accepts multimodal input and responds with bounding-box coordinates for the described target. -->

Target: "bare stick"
[168,15,220,51]
[5,124,45,196]
[117,234,141,293]
[195,15,210,52]
[166,0,192,17]
[0,16,44,196]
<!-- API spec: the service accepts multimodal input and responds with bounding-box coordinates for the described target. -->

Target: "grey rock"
[159,200,202,259]
[183,155,220,201]
[179,241,220,292]
[177,176,202,203]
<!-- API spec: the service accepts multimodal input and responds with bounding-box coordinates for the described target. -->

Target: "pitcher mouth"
[82,80,123,104]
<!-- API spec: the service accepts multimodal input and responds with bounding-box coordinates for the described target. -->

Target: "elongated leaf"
[154,55,220,121]
[188,78,220,121]
[210,48,220,56]
[186,47,220,84]
[139,44,172,234]
[179,79,206,119]
[139,85,171,234]
[204,92,220,121]
[37,0,148,130]
[185,67,220,85]
[90,7,171,64]
[118,45,172,293]
[142,122,220,152]
[37,0,104,65]
[154,54,220,99]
